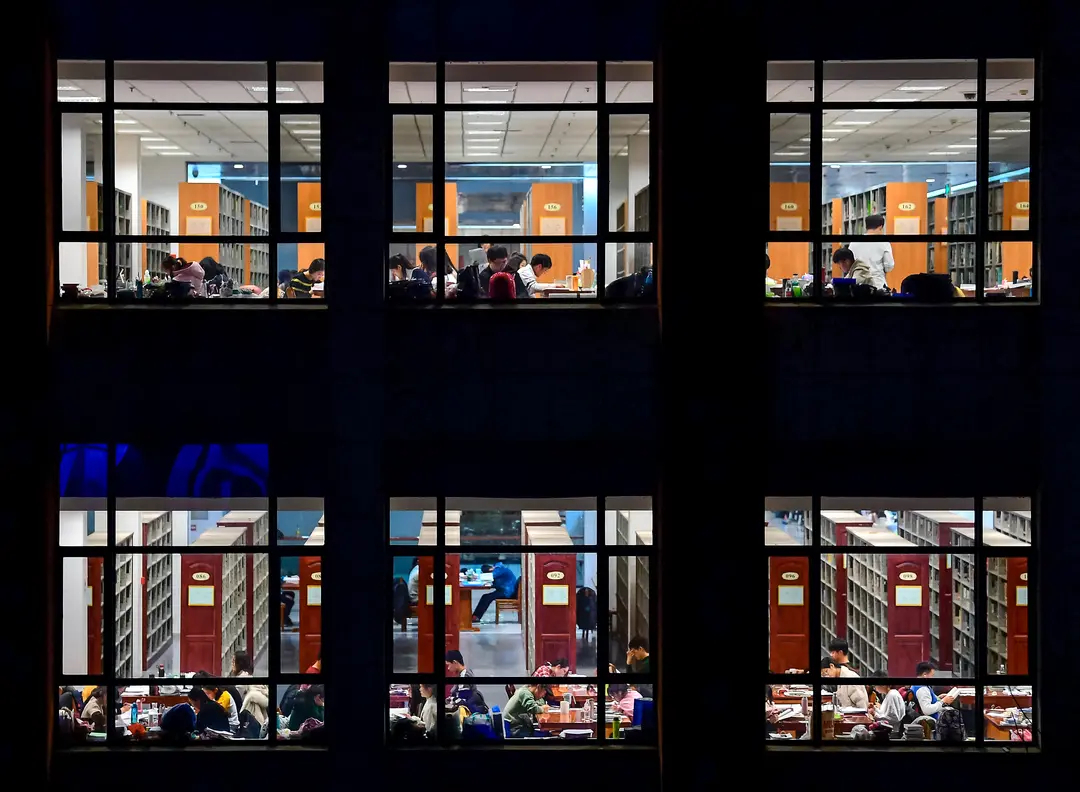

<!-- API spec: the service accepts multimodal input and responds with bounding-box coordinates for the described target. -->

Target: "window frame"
[386,495,658,747]
[55,441,320,748]
[386,62,657,304]
[54,60,324,305]
[765,496,1038,749]
[766,58,1040,303]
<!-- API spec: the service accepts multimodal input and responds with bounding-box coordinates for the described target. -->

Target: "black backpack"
[280,684,300,717]
[456,263,482,300]
[936,706,966,742]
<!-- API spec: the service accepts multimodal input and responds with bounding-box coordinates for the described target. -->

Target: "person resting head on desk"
[533,657,570,678]
[504,683,551,737]
[608,684,642,718]
[194,670,241,731]
[187,687,231,733]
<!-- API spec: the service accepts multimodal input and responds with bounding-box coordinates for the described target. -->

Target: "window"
[766,59,1037,302]
[387,62,655,302]
[387,497,656,744]
[57,443,325,745]
[765,497,1035,746]
[56,61,325,302]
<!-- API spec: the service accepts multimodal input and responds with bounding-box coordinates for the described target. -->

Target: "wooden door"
[299,556,323,673]
[769,556,809,673]
[887,555,930,677]
[1007,558,1029,674]
[87,557,103,675]
[179,556,222,674]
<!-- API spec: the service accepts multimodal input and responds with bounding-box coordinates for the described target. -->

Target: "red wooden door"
[887,555,929,677]
[1007,558,1029,674]
[417,556,459,673]
[532,554,577,672]
[299,556,323,673]
[770,556,809,673]
[180,556,222,674]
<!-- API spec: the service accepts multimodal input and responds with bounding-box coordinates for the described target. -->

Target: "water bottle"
[131,700,138,725]
[998,663,1006,675]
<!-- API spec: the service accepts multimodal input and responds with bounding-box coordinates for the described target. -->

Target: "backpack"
[279,684,300,717]
[936,706,966,742]
[456,263,482,300]
[899,687,921,725]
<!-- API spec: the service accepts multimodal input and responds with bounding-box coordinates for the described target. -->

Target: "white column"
[172,511,189,646]
[115,135,141,280]
[582,512,598,592]
[609,155,629,231]
[60,512,89,674]
[117,511,143,673]
[627,135,650,232]
[60,116,88,287]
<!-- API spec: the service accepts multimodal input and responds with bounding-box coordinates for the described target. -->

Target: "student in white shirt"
[847,214,894,290]
[516,253,554,297]
[407,558,420,604]
[821,657,868,710]
[869,684,907,726]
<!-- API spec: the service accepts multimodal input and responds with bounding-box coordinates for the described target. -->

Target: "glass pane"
[983,684,1033,742]
[823,60,977,103]
[607,61,653,103]
[391,554,433,673]
[61,112,102,232]
[114,61,268,104]
[118,243,269,297]
[985,242,1033,297]
[767,61,813,103]
[770,113,810,233]
[388,497,436,545]
[389,62,436,104]
[820,500,976,545]
[989,109,1032,284]
[987,556,1030,675]
[278,243,326,299]
[609,556,651,677]
[766,242,814,298]
[57,60,105,103]
[57,684,109,745]
[987,59,1035,101]
[985,499,1033,544]
[111,550,269,677]
[389,681,438,742]
[445,110,597,237]
[276,62,323,103]
[281,114,322,241]
[279,682,325,740]
[278,498,324,545]
[769,555,811,673]
[59,443,107,500]
[605,498,654,545]
[443,498,596,546]
[610,114,650,232]
[281,554,322,674]
[604,242,653,293]
[59,241,107,296]
[765,497,812,546]
[820,551,974,678]
[445,62,597,104]
[451,552,597,676]
[113,444,268,498]
[62,555,105,674]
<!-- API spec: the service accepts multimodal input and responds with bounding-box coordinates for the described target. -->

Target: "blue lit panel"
[114,444,269,497]
[59,443,107,498]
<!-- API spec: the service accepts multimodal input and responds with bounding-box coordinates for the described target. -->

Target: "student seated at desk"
[832,247,873,286]
[159,698,197,736]
[446,650,488,714]
[80,687,109,732]
[188,688,231,733]
[869,684,906,727]
[194,671,240,731]
[288,684,325,731]
[609,684,642,719]
[504,683,550,737]
[911,660,956,720]
[533,657,571,678]
[820,656,868,710]
[472,562,517,623]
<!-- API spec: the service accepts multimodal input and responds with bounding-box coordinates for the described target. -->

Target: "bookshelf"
[85,183,134,286]
[946,182,1031,287]
[177,183,247,285]
[245,199,270,288]
[138,512,174,672]
[141,199,172,280]
[615,201,628,278]
[87,529,136,677]
[829,184,927,287]
[215,511,270,664]
[633,530,652,642]
[180,526,249,675]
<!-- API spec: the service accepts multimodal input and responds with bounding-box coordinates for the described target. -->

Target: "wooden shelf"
[141,199,172,280]
[87,529,136,677]
[139,511,174,672]
[215,512,270,664]
[181,526,249,675]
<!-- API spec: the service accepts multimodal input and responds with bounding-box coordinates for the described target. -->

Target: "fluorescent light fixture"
[117,129,152,134]
[926,178,936,183]
[467,121,507,126]
[59,96,101,103]
[873,97,919,102]
[852,108,894,113]
[821,137,838,142]
[469,152,499,156]
[140,137,167,142]
[972,136,1006,141]
[616,151,628,156]
[458,224,522,230]
[822,128,854,133]
[283,119,319,125]
[994,129,1029,133]
[144,145,179,150]
[897,85,947,91]
[465,100,509,104]
[300,138,320,143]
[114,119,138,124]
[465,111,508,116]
[927,151,961,155]
[57,85,80,91]
[468,146,500,151]
[1021,118,1031,123]
[157,151,191,156]
[233,163,244,169]
[250,85,294,92]
[829,164,841,169]
[397,163,407,169]
[464,87,515,92]
[774,152,805,156]
[541,164,552,169]
[799,138,812,142]
[947,144,978,149]
[278,100,305,103]
[834,121,873,126]
[467,129,503,135]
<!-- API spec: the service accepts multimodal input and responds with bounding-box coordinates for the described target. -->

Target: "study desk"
[984,710,1033,742]
[458,582,493,632]
[537,708,629,736]
[774,712,872,738]
[121,694,188,708]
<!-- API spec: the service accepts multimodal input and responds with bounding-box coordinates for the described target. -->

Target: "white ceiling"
[394,111,649,163]
[770,109,1031,163]
[59,80,324,104]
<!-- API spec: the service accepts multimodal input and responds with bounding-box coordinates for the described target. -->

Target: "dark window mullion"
[976,58,988,300]
[434,62,445,301]
[266,441,279,743]
[596,495,609,743]
[103,60,116,300]
[974,496,986,747]
[811,60,824,303]
[268,61,280,305]
[104,441,117,744]
[596,61,608,300]
[809,492,822,746]
[435,495,446,745]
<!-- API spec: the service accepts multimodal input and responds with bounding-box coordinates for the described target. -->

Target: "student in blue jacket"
[472,562,517,623]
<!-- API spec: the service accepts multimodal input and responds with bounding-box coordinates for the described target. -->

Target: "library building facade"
[13,0,1080,789]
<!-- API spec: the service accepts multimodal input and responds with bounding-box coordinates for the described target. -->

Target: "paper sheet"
[186,216,212,235]
[540,216,566,235]
[305,217,322,233]
[894,216,920,235]
[775,216,803,232]
[1011,216,1030,231]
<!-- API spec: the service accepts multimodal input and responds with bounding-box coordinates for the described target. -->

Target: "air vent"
[175,112,205,117]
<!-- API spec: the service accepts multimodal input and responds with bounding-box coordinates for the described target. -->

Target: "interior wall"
[139,156,184,243]
[60,512,88,674]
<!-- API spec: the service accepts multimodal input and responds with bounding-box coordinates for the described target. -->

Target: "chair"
[495,579,521,625]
